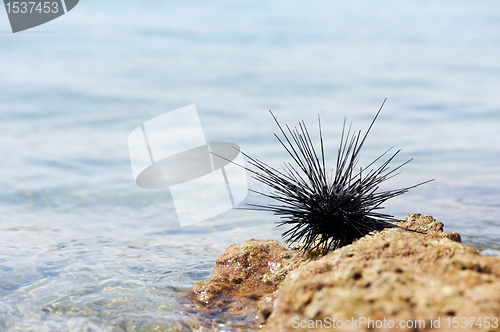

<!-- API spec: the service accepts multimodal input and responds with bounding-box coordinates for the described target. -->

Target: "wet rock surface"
[187,239,310,328]
[186,214,500,331]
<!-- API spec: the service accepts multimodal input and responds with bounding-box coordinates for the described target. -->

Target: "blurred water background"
[1,0,500,330]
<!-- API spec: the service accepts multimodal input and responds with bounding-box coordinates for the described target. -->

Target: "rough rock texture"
[187,214,500,331]
[189,239,310,320]
[262,214,500,331]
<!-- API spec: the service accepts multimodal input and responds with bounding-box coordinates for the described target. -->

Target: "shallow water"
[1,0,500,330]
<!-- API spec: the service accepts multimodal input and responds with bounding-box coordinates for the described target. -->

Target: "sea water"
[1,0,499,330]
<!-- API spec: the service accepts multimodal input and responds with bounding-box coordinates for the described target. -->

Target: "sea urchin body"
[242,100,432,253]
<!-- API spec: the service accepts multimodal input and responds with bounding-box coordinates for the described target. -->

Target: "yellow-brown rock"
[189,239,309,318]
[263,214,500,331]
[187,214,500,331]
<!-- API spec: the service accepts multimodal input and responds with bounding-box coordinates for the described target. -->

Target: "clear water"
[1,0,500,330]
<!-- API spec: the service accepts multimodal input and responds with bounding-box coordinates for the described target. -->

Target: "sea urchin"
[241,100,432,253]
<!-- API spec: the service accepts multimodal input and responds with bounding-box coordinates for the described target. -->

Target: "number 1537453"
[5,2,59,14]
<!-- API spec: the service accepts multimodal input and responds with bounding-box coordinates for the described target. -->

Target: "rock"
[186,214,500,331]
[262,214,500,331]
[188,239,310,319]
